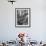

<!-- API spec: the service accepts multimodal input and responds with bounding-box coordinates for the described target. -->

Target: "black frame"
[15,8,31,28]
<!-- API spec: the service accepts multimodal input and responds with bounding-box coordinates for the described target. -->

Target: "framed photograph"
[15,8,31,28]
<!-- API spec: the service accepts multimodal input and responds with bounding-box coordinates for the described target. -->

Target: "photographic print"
[15,8,31,27]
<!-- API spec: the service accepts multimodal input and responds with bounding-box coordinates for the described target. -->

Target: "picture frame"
[15,8,31,28]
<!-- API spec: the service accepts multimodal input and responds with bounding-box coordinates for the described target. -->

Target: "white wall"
[0,0,46,42]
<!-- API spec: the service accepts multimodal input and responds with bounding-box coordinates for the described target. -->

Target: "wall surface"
[0,0,46,42]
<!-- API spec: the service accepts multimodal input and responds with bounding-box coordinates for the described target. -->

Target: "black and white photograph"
[15,8,31,27]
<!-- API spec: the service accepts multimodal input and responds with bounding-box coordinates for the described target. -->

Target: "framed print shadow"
[15,8,31,28]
